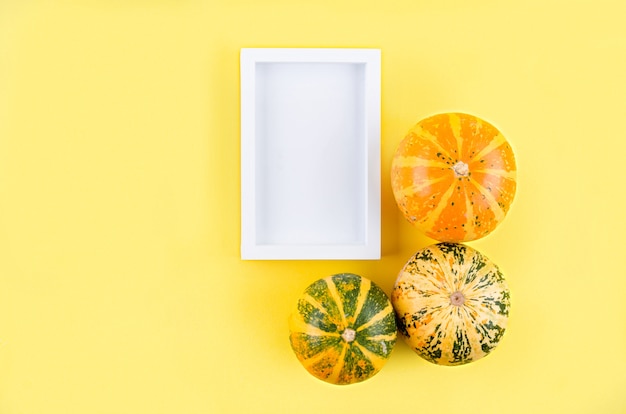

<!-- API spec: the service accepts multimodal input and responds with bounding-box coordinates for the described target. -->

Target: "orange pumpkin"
[391,112,517,242]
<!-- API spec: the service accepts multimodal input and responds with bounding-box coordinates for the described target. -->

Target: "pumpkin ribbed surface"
[289,273,397,385]
[391,112,517,242]
[392,243,510,366]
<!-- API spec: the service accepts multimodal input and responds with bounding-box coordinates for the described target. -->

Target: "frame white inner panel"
[255,62,366,246]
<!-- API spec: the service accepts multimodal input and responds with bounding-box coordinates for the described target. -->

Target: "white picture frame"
[240,48,381,260]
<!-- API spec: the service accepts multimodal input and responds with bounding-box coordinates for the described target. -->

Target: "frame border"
[240,48,381,260]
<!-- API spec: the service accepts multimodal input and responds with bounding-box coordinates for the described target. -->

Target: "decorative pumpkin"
[392,243,510,366]
[391,112,517,242]
[289,273,397,385]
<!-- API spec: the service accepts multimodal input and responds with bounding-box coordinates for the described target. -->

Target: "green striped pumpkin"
[289,273,397,385]
[392,243,510,366]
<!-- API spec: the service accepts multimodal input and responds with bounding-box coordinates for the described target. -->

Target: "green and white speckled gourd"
[392,243,510,365]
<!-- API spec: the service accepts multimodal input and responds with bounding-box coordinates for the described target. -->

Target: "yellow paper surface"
[1,1,625,413]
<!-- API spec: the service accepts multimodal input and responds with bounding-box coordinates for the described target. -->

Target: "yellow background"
[1,1,625,413]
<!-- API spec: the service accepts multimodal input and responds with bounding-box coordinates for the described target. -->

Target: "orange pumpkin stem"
[452,161,469,177]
